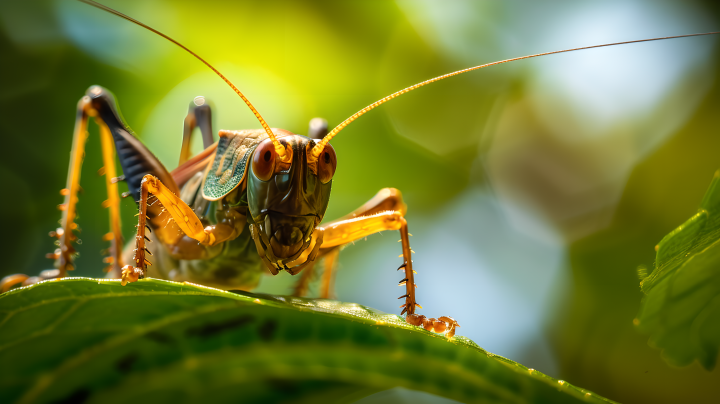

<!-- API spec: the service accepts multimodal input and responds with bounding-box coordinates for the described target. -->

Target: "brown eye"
[252,139,276,181]
[317,144,337,184]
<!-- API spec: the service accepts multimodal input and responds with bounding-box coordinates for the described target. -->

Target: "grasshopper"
[1,0,716,339]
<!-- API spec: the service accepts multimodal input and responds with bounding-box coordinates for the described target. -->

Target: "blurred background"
[1,0,719,402]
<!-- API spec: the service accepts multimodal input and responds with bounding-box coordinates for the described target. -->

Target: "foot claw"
[405,313,460,338]
[121,265,144,286]
[406,313,426,326]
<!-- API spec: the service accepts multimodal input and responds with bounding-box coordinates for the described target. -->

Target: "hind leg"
[2,89,125,292]
[1,86,180,292]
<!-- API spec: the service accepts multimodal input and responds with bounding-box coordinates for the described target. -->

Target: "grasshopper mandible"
[1,0,717,339]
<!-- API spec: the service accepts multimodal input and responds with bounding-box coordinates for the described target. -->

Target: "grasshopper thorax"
[247,132,336,274]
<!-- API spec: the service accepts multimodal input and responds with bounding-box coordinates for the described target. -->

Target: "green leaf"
[0,278,614,403]
[637,170,720,370]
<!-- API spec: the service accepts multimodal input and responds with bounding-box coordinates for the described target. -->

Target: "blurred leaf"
[0,278,613,404]
[637,170,720,370]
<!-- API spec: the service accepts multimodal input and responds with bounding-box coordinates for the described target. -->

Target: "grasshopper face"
[247,134,335,273]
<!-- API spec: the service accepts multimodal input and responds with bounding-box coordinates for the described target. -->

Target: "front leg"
[121,174,242,285]
[319,188,460,338]
[322,211,418,311]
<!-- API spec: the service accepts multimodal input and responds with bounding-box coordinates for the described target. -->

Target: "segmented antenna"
[78,0,291,162]
[309,31,719,162]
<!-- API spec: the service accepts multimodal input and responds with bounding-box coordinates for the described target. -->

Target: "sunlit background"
[1,0,719,402]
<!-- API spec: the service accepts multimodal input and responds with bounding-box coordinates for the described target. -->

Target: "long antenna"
[309,31,719,162]
[78,0,291,162]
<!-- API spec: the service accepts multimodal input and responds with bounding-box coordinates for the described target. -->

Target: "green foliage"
[637,170,720,370]
[0,278,614,404]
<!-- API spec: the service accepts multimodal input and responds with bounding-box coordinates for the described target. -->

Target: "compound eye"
[252,139,276,181]
[317,144,337,184]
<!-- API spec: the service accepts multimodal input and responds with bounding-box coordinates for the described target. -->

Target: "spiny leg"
[1,86,190,293]
[51,90,130,276]
[61,86,181,272]
[319,188,459,337]
[2,91,118,291]
[1,93,99,291]
[49,96,93,276]
[123,175,152,285]
[4,91,124,288]
[89,85,200,262]
[122,174,207,284]
[322,211,419,311]
[122,174,245,285]
[57,86,184,274]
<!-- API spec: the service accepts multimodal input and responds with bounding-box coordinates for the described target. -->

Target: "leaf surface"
[0,278,614,403]
[637,170,720,370]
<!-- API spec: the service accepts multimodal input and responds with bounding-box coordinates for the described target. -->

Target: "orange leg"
[51,93,125,276]
[50,96,93,275]
[318,188,459,337]
[1,88,217,293]
[1,91,127,292]
[321,210,419,313]
[121,175,206,285]
[98,123,124,277]
[121,174,245,285]
[319,248,340,299]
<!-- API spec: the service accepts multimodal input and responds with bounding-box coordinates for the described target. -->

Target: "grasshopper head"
[247,133,336,274]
